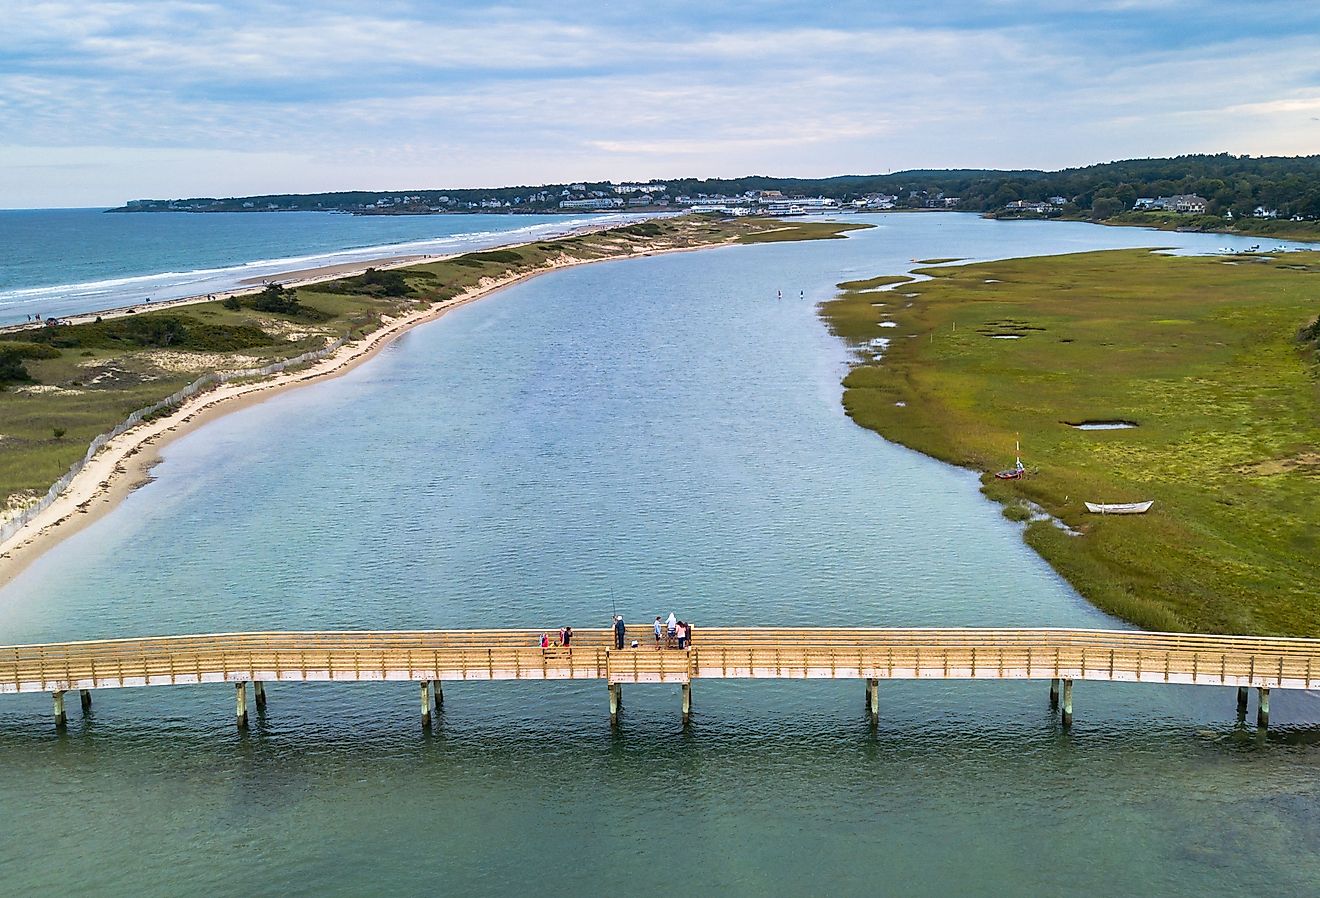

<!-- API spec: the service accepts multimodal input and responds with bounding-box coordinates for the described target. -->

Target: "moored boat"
[994,439,1026,479]
[1084,500,1154,515]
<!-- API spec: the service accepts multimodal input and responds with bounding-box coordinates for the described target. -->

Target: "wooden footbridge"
[5,626,1318,731]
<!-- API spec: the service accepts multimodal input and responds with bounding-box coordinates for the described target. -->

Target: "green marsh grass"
[821,248,1320,636]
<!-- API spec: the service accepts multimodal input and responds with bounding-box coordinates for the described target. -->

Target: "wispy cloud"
[3,1,1320,205]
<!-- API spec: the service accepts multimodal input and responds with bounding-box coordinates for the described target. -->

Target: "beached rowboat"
[994,439,1026,480]
[1084,500,1154,515]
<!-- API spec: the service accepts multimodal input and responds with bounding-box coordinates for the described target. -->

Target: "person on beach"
[654,616,663,649]
[666,612,677,648]
[613,615,626,650]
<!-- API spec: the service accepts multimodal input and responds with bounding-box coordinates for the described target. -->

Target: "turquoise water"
[1,214,1318,895]
[0,209,639,323]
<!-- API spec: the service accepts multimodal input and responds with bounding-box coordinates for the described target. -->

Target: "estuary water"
[0,209,643,324]
[1,214,1318,896]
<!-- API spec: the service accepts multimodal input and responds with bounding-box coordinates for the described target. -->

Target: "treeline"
[113,154,1320,220]
[944,154,1320,219]
[660,156,1320,219]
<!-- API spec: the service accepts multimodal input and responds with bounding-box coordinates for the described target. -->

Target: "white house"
[559,198,624,210]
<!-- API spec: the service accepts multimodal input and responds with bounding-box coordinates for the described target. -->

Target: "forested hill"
[113,154,1320,220]
[931,154,1320,218]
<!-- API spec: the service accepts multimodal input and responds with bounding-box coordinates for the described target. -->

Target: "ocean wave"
[0,214,652,317]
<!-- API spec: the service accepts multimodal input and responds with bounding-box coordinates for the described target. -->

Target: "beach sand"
[0,231,717,587]
[0,216,627,335]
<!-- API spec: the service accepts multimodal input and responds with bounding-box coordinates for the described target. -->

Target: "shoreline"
[0,216,649,333]
[0,229,726,588]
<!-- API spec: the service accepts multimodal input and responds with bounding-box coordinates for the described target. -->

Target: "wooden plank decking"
[4,626,1319,694]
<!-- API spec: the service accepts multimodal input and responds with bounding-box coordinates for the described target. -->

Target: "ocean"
[0,208,644,324]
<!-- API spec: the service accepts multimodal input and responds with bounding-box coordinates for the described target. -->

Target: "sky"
[3,0,1320,207]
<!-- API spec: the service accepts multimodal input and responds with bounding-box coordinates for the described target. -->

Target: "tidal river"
[1,214,1317,896]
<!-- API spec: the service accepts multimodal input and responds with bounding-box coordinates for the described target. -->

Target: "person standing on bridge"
[654,616,663,650]
[666,612,677,648]
[613,615,626,650]
[562,626,573,655]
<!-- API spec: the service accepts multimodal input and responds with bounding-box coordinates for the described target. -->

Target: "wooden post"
[867,677,879,725]
[609,683,621,725]
[79,689,92,714]
[1236,685,1249,717]
[420,681,432,728]
[1257,687,1270,729]
[1049,678,1059,710]
[53,691,67,729]
[1061,679,1073,729]
[253,681,267,710]
[432,680,443,711]
[235,682,248,729]
[682,682,692,724]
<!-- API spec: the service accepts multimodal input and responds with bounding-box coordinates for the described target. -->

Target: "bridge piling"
[420,681,432,728]
[1257,687,1270,729]
[6,628,1320,736]
[682,683,691,724]
[52,691,66,730]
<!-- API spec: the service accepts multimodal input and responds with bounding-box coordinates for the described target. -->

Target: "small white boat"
[1085,500,1154,515]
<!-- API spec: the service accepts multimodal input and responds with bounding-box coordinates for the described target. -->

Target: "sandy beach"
[0,216,638,335]
[0,227,721,587]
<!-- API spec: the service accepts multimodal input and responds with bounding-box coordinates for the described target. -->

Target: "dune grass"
[0,214,855,519]
[737,220,871,243]
[821,248,1320,636]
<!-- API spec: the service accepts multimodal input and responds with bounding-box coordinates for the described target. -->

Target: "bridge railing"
[4,628,1320,694]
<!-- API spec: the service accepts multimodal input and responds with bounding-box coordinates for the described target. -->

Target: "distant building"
[613,183,667,195]
[1004,200,1057,214]
[559,198,624,210]
[1170,194,1208,213]
[1133,194,1208,214]
[761,197,839,215]
[1253,206,1279,219]
[689,204,751,215]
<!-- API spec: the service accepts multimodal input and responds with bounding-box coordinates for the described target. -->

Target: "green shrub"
[0,341,61,360]
[247,285,332,322]
[13,315,273,351]
[0,349,33,388]
[452,249,523,268]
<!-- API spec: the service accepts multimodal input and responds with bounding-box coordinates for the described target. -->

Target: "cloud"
[3,1,1320,205]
